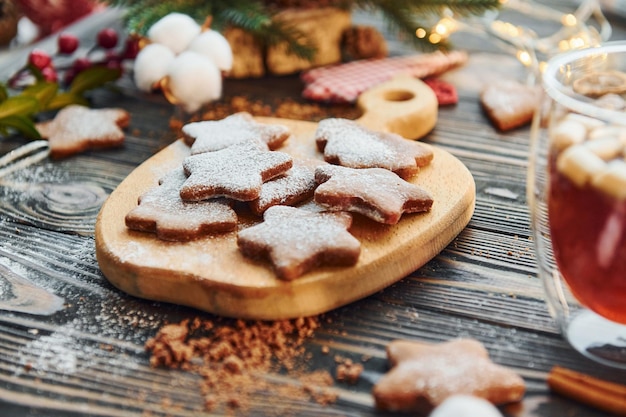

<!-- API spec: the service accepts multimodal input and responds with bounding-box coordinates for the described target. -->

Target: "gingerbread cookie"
[480,80,541,132]
[237,205,361,280]
[182,112,291,154]
[372,338,525,414]
[314,165,433,224]
[181,140,293,202]
[125,167,237,241]
[315,118,433,179]
[248,158,321,215]
[36,105,130,159]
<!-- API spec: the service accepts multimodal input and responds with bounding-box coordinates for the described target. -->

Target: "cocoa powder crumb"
[171,96,361,135]
[145,316,337,413]
[336,358,364,385]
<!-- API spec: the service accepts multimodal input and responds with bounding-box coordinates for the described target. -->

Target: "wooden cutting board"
[95,76,475,320]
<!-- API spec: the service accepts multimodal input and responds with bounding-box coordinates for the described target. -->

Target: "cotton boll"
[429,395,503,417]
[133,43,176,92]
[164,51,222,113]
[187,29,233,72]
[148,13,201,54]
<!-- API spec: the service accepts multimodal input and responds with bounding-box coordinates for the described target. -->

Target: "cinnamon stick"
[548,365,626,416]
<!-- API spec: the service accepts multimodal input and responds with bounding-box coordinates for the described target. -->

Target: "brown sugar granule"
[145,316,337,413]
[170,95,361,134]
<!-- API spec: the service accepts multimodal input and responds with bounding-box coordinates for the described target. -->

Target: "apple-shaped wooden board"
[95,76,475,320]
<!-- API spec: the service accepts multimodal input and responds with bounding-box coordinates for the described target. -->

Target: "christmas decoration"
[100,0,500,78]
[0,29,133,139]
[132,13,233,113]
[15,0,97,38]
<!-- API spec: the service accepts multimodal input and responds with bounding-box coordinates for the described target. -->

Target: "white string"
[0,141,50,178]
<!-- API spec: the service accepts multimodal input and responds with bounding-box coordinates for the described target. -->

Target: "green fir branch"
[99,0,501,57]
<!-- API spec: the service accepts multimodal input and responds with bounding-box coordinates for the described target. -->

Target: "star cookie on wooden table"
[315,118,433,179]
[237,205,361,280]
[125,168,237,241]
[314,165,433,224]
[373,338,526,414]
[36,105,130,159]
[181,140,293,202]
[182,112,291,154]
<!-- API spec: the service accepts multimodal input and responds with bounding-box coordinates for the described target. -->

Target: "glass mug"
[529,41,626,368]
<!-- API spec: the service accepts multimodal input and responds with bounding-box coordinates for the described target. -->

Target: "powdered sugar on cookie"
[315,118,433,178]
[181,140,293,201]
[125,167,237,241]
[36,105,130,159]
[249,158,321,215]
[182,112,291,154]
[237,205,361,280]
[314,165,433,224]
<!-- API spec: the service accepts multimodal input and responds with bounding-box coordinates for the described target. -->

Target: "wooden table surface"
[1,2,626,416]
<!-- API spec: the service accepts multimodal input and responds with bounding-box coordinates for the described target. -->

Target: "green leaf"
[0,115,41,139]
[0,95,40,118]
[22,82,59,110]
[68,66,122,95]
[47,92,89,110]
[0,84,8,103]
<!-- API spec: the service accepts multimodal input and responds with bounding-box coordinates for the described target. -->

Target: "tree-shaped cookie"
[182,112,291,154]
[36,105,130,159]
[315,118,433,179]
[373,338,526,414]
[125,167,237,241]
[181,140,293,202]
[314,165,433,224]
[237,205,361,280]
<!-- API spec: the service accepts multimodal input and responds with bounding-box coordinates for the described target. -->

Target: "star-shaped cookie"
[182,112,291,154]
[237,205,361,280]
[315,118,433,179]
[181,140,293,202]
[372,338,526,414]
[248,158,321,215]
[314,165,433,224]
[36,105,130,159]
[125,167,237,241]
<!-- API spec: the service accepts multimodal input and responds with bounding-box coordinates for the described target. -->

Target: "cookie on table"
[237,205,361,280]
[182,112,291,154]
[181,140,293,202]
[314,165,433,224]
[36,104,130,159]
[314,118,433,179]
[125,167,237,241]
[248,158,321,216]
[372,338,525,414]
[480,80,541,132]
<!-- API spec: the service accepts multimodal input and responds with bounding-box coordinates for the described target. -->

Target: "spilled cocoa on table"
[145,316,351,414]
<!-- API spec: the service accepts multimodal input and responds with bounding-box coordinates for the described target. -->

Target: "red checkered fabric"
[301,50,467,103]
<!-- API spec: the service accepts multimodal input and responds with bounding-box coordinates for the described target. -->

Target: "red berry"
[58,33,79,54]
[28,49,52,70]
[122,37,140,60]
[73,57,92,72]
[97,28,118,49]
[41,66,58,83]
